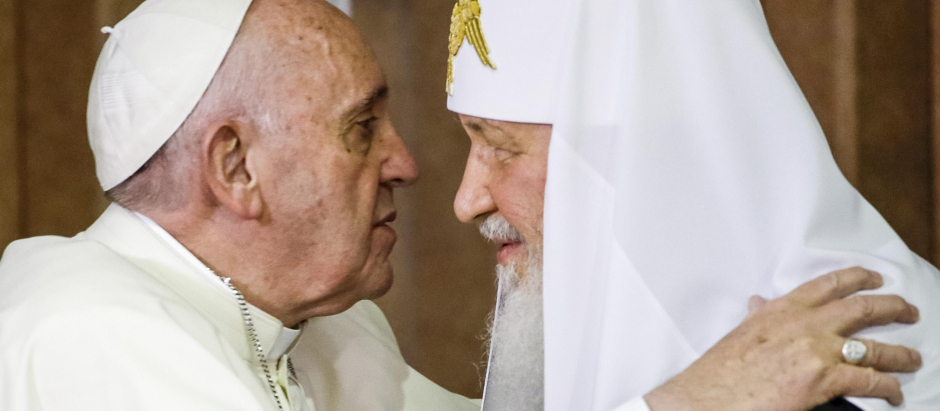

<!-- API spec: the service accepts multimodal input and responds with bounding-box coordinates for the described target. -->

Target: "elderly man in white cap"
[0,0,481,410]
[446,0,938,410]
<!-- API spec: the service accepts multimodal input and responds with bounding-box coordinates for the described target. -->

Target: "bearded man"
[0,0,480,410]
[445,0,937,410]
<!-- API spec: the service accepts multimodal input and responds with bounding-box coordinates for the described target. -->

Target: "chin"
[500,258,529,275]
[365,267,394,300]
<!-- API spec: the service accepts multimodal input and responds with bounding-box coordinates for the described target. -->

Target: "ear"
[204,124,264,220]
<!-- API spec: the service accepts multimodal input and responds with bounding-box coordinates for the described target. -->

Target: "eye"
[357,116,378,131]
[494,147,515,162]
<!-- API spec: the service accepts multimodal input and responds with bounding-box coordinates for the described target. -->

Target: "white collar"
[133,212,301,358]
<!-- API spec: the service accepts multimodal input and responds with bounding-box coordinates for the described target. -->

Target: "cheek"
[491,169,546,237]
[266,153,365,237]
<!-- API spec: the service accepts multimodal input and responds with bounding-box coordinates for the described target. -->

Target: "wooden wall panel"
[761,0,859,183]
[832,0,859,183]
[931,0,940,264]
[354,0,421,364]
[408,0,497,397]
[855,1,933,260]
[354,0,496,398]
[764,0,935,261]
[0,0,20,249]
[762,1,840,153]
[20,0,108,238]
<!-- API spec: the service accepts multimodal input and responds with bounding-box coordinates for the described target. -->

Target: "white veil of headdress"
[542,0,940,410]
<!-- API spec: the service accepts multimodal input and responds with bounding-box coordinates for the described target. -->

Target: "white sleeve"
[611,396,652,411]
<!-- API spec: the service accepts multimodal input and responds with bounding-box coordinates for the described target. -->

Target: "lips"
[496,241,524,265]
[374,211,397,227]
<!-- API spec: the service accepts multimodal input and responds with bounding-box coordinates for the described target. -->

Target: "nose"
[381,127,419,188]
[454,150,495,223]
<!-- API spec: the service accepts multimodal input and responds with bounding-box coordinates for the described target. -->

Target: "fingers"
[841,338,923,373]
[822,294,919,335]
[825,364,904,406]
[787,267,883,306]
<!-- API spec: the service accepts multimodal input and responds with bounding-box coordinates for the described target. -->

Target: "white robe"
[543,0,940,410]
[0,204,479,411]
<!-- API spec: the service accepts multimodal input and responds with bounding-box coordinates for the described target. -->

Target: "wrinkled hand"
[644,267,921,411]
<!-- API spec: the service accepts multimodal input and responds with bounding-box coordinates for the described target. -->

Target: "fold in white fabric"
[543,1,940,410]
[134,212,301,359]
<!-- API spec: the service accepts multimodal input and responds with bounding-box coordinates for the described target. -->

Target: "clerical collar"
[133,211,301,358]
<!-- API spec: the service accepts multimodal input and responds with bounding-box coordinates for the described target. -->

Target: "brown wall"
[1,0,939,400]
[762,0,936,262]
[1,0,19,248]
[352,0,497,397]
[2,0,115,246]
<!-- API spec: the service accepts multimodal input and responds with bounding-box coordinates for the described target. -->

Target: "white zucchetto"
[87,0,252,190]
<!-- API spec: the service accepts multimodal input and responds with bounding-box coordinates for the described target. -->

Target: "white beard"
[482,254,544,411]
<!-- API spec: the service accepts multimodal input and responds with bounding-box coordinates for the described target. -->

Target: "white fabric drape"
[542,1,940,410]
[326,0,352,16]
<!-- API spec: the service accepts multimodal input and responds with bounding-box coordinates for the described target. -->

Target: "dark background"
[2,0,938,399]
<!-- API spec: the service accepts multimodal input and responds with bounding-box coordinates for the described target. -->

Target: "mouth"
[374,211,397,227]
[495,240,524,265]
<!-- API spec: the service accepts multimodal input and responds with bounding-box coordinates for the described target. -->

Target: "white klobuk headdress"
[542,1,940,410]
[448,0,940,409]
[445,0,569,124]
[87,0,252,191]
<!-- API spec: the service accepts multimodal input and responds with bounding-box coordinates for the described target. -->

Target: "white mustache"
[479,214,524,244]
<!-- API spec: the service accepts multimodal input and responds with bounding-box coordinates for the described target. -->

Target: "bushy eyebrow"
[464,117,519,150]
[465,120,485,133]
[464,117,506,135]
[342,84,388,121]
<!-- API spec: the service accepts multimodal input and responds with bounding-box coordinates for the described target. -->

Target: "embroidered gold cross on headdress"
[446,0,496,95]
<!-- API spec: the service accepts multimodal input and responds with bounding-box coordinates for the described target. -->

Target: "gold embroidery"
[446,0,496,95]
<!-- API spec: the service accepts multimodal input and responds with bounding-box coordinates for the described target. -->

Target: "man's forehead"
[248,0,368,63]
[246,0,385,117]
[461,115,549,131]
[459,115,551,145]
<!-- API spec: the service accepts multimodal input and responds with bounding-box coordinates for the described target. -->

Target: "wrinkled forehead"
[246,0,377,72]
[245,0,385,114]
[460,114,552,145]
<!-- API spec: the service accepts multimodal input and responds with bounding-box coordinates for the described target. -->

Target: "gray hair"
[105,19,278,212]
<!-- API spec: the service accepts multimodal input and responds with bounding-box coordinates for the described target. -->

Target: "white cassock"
[543,0,940,410]
[0,204,480,411]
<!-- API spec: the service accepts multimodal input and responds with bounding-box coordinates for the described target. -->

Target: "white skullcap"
[87,0,252,190]
[445,0,570,124]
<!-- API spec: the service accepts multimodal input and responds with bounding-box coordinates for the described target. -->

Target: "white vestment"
[543,0,940,410]
[0,204,479,411]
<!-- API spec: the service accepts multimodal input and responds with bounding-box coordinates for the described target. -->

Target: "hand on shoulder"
[645,267,921,411]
